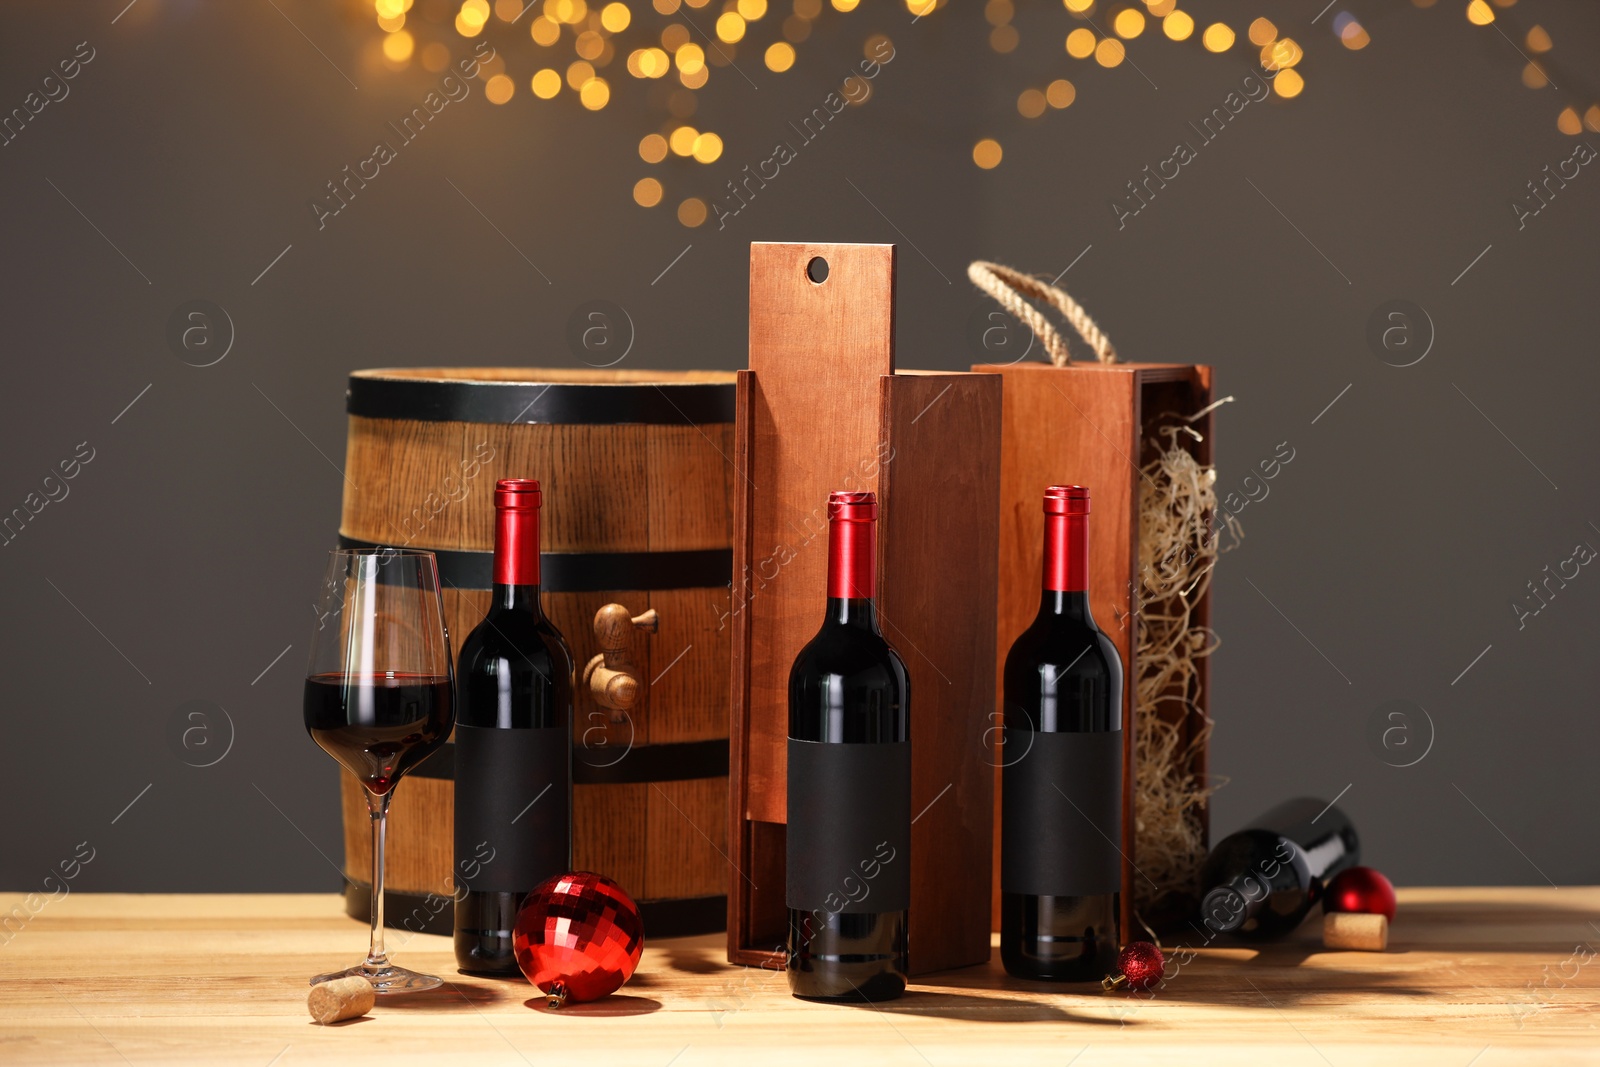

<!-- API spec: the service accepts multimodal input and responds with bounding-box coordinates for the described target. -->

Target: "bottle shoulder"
[460,609,574,672]
[789,622,909,690]
[1003,618,1122,690]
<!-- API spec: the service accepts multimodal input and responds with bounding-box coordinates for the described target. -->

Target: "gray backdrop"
[2,0,1596,898]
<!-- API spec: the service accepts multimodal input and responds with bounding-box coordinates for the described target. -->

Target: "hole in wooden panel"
[805,256,829,284]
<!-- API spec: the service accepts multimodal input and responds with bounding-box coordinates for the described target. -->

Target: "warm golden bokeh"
[639,133,669,162]
[1046,78,1076,108]
[1113,8,1145,38]
[633,177,663,207]
[531,67,562,97]
[484,72,515,103]
[973,138,1003,169]
[765,41,796,71]
[1017,89,1047,118]
[1066,28,1096,58]
[1095,38,1125,67]
[1202,22,1234,52]
[677,197,708,226]
[1247,17,1276,46]
[1162,10,1192,41]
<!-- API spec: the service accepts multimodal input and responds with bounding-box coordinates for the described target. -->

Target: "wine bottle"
[1000,484,1123,982]
[786,491,910,1002]
[454,479,575,976]
[1198,798,1360,940]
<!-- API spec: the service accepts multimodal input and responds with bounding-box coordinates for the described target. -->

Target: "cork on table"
[1,889,1596,1066]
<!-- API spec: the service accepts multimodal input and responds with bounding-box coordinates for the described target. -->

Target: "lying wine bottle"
[786,491,910,1002]
[1000,485,1123,981]
[1198,798,1360,940]
[454,479,575,976]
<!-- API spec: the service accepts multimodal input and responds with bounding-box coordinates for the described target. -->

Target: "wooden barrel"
[335,368,735,937]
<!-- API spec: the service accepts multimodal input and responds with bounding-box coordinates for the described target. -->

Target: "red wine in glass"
[304,672,452,796]
[303,547,454,995]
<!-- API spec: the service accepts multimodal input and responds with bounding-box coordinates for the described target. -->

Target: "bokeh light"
[531,67,561,97]
[766,41,796,71]
[382,30,414,63]
[531,16,561,45]
[1274,68,1304,98]
[678,197,708,226]
[1095,38,1125,66]
[1162,10,1192,40]
[1113,9,1145,38]
[1066,28,1096,58]
[1202,22,1233,52]
[579,76,610,109]
[634,177,663,207]
[973,138,1003,169]
[639,133,668,162]
[484,73,515,103]
[691,131,724,162]
[1046,78,1076,108]
[1017,89,1046,118]
[669,125,699,155]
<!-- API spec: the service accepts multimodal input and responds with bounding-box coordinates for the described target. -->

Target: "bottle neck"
[1040,512,1093,623]
[825,514,879,632]
[492,504,543,615]
[1200,878,1260,935]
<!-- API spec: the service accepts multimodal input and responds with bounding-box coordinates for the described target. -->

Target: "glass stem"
[366,789,393,969]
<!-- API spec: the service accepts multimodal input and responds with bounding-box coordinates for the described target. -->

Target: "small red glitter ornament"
[1101,941,1164,991]
[512,871,645,1007]
[1323,866,1397,922]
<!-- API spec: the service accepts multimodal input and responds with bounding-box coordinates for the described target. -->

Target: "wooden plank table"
[1,889,1596,1065]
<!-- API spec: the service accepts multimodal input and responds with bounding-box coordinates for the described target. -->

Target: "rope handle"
[967,260,1117,366]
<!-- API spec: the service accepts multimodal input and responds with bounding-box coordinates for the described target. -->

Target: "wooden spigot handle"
[582,603,658,722]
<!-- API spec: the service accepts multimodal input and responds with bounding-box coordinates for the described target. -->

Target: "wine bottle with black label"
[1199,798,1360,940]
[786,491,910,1002]
[454,479,575,976]
[1001,484,1123,982]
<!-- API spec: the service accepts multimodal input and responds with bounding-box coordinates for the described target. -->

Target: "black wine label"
[453,724,571,895]
[785,738,911,916]
[1001,726,1122,896]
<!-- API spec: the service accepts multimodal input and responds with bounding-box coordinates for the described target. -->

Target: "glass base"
[311,961,443,995]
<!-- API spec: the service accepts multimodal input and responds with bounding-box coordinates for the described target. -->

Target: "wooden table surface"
[2,889,1596,1065]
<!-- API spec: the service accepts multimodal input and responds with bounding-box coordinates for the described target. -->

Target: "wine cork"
[308,976,375,1024]
[1323,911,1388,951]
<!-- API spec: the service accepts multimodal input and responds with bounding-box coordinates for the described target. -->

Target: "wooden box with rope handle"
[970,262,1221,942]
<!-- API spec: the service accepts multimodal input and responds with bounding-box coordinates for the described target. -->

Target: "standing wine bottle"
[786,491,910,1002]
[454,479,575,976]
[1198,798,1360,940]
[1000,485,1123,982]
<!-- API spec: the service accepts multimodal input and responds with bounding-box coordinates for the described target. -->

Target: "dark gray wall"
[2,0,1596,897]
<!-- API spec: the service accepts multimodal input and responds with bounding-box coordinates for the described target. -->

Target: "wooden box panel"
[729,242,999,975]
[973,360,1214,940]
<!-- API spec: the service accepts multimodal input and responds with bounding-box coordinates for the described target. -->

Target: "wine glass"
[305,548,454,994]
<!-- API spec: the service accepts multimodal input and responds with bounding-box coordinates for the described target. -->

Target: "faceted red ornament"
[1102,941,1164,991]
[512,871,645,1007]
[1323,866,1397,922]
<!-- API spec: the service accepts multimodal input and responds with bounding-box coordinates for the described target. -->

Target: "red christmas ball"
[1323,866,1397,922]
[513,872,645,1007]
[1115,941,1165,991]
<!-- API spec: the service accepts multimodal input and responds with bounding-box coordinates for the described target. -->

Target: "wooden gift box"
[972,360,1215,939]
[727,243,1000,973]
